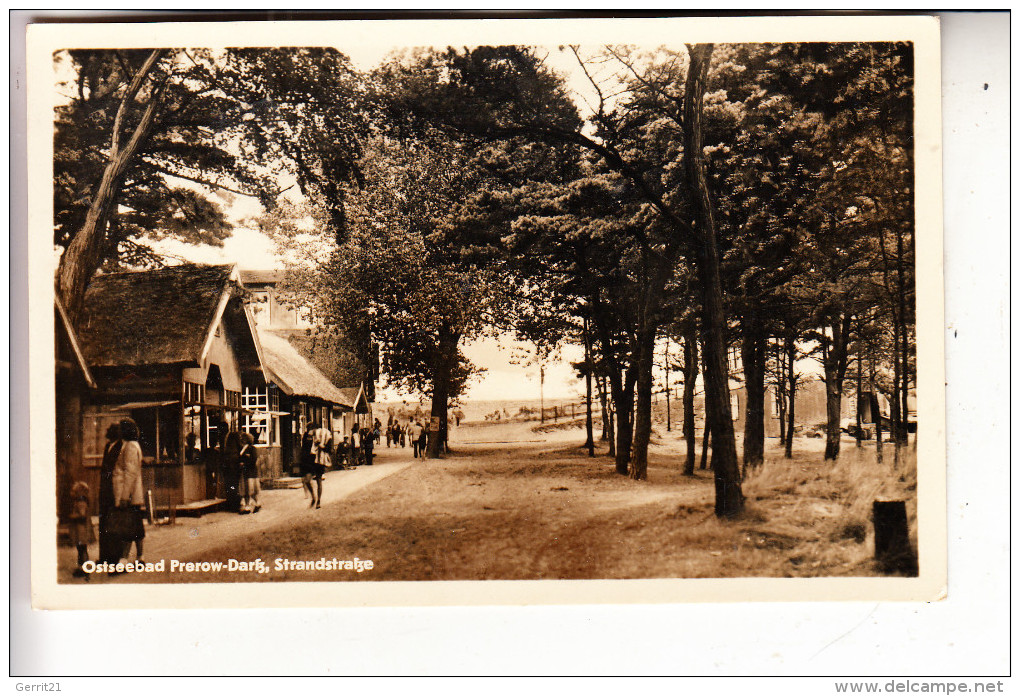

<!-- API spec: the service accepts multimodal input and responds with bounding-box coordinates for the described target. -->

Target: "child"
[69,481,96,579]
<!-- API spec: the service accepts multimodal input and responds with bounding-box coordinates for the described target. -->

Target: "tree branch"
[142,158,264,198]
[110,49,166,157]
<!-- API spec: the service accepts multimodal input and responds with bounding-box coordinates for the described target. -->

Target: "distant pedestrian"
[418,424,429,461]
[238,432,261,514]
[385,416,393,447]
[364,421,378,466]
[69,480,96,579]
[399,421,407,447]
[300,427,323,509]
[350,424,362,467]
[409,420,424,458]
[333,436,348,469]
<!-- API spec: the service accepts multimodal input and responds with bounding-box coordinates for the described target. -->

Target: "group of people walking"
[385,417,430,459]
[69,418,146,578]
[298,419,382,509]
[297,417,433,510]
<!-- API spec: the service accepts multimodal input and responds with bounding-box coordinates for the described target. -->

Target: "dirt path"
[59,445,414,583]
[61,419,912,584]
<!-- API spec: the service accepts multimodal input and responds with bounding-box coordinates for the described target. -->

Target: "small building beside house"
[240,269,314,331]
[254,329,371,476]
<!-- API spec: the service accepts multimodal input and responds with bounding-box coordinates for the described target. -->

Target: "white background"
[8,10,1011,682]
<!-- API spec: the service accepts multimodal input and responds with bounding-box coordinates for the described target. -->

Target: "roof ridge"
[91,262,235,279]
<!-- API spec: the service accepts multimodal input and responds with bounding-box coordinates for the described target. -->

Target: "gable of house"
[77,263,238,368]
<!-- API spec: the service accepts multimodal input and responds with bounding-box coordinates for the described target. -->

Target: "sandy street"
[61,417,915,585]
[58,445,415,584]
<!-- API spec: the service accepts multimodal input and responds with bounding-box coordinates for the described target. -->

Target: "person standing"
[385,416,393,448]
[418,421,429,461]
[97,423,122,565]
[238,432,261,514]
[363,421,377,466]
[409,420,423,458]
[350,423,362,467]
[112,417,145,564]
[300,427,322,507]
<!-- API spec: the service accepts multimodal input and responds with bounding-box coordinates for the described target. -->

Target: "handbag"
[104,506,137,539]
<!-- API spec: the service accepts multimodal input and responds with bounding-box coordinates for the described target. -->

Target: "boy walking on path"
[409,420,424,458]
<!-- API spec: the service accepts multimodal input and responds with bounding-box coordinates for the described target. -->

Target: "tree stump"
[872,500,918,575]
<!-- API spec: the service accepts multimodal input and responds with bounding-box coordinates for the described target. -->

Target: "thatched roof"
[78,264,240,368]
[338,385,369,413]
[257,329,352,406]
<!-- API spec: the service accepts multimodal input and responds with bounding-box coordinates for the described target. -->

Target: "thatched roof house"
[338,385,370,413]
[257,329,349,405]
[66,263,273,511]
[78,263,263,373]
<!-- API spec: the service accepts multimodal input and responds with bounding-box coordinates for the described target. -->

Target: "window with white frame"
[242,386,278,445]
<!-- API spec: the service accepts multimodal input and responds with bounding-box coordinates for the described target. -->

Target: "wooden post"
[873,500,917,575]
[540,364,545,424]
[665,339,671,432]
[155,406,161,464]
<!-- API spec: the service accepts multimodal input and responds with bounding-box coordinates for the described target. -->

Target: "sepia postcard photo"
[26,14,946,609]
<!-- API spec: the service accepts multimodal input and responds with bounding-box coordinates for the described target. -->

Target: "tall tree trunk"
[664,340,672,433]
[897,225,911,444]
[700,408,712,471]
[871,356,884,464]
[590,304,629,471]
[682,328,698,476]
[878,224,907,457]
[597,373,610,442]
[855,354,863,448]
[822,313,852,461]
[595,353,628,471]
[56,49,167,324]
[583,315,595,457]
[776,339,788,448]
[605,362,634,475]
[426,329,460,459]
[784,335,797,459]
[606,394,616,458]
[890,289,904,468]
[629,325,657,480]
[683,43,742,517]
[740,317,767,474]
